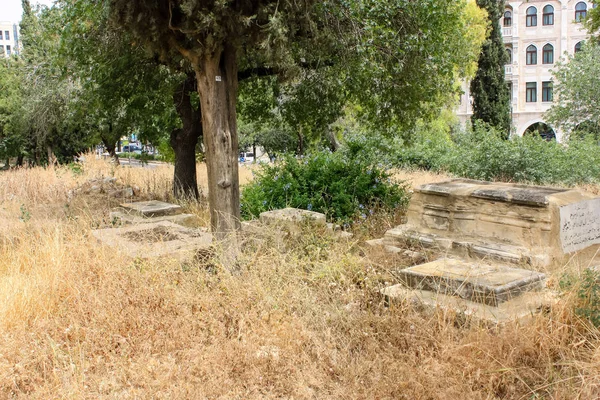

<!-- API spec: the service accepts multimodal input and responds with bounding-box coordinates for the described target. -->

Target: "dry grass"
[0,158,599,398]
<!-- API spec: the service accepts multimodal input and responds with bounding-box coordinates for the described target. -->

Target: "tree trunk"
[102,138,120,165]
[195,44,241,241]
[297,127,304,155]
[47,145,57,166]
[171,73,202,200]
[16,154,23,167]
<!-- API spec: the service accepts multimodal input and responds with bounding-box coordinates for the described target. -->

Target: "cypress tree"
[470,0,511,138]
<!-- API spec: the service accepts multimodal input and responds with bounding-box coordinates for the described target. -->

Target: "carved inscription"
[560,199,600,253]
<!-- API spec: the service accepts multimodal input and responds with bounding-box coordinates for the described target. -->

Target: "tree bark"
[195,43,241,240]
[171,73,202,200]
[102,138,120,165]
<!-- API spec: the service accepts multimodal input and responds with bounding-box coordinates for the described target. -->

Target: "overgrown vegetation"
[241,151,410,225]
[344,121,600,186]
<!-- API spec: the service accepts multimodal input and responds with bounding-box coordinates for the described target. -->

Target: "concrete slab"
[109,211,199,227]
[119,200,182,217]
[92,221,212,262]
[259,208,326,227]
[396,258,546,306]
[381,284,555,324]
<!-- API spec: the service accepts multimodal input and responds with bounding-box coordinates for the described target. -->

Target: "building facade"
[457,0,594,142]
[0,21,20,57]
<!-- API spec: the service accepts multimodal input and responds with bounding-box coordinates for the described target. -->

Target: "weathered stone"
[108,187,134,198]
[385,179,600,266]
[103,177,117,184]
[259,208,326,228]
[559,198,600,253]
[365,238,385,247]
[396,258,546,307]
[92,221,212,262]
[381,284,555,324]
[119,200,182,217]
[109,211,198,227]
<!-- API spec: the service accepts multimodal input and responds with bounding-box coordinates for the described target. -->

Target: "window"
[526,82,537,102]
[526,45,537,65]
[542,81,553,102]
[4,31,8,41]
[526,6,538,27]
[0,31,3,40]
[504,10,512,27]
[575,2,587,22]
[506,48,512,64]
[575,41,584,53]
[543,5,554,25]
[6,45,11,56]
[543,44,554,64]
[0,45,4,54]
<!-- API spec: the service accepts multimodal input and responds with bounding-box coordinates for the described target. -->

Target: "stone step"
[109,211,198,227]
[119,200,182,217]
[394,258,546,307]
[381,284,555,324]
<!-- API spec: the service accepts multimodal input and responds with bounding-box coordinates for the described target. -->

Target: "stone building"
[457,0,595,142]
[0,21,20,57]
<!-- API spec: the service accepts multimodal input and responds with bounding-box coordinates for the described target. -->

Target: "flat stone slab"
[259,208,326,227]
[559,198,600,253]
[381,284,555,324]
[396,258,546,306]
[92,221,212,262]
[119,200,182,217]
[109,211,198,227]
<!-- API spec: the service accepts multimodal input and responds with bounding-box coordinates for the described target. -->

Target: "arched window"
[506,48,512,64]
[543,5,554,25]
[504,10,512,27]
[526,6,538,27]
[575,2,587,22]
[526,45,538,65]
[575,41,584,53]
[543,44,554,64]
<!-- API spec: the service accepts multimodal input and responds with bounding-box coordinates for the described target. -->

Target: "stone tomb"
[111,200,197,226]
[92,221,212,262]
[382,258,553,323]
[384,179,600,266]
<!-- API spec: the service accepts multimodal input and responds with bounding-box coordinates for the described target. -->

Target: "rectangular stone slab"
[559,198,600,253]
[119,200,182,217]
[92,221,212,262]
[396,258,545,306]
[260,208,326,227]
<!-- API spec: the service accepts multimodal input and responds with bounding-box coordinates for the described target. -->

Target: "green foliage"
[561,269,600,327]
[470,0,511,136]
[546,41,600,138]
[240,151,410,225]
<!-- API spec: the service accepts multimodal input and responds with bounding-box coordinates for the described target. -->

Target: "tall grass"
[0,157,598,398]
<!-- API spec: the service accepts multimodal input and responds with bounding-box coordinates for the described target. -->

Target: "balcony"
[502,27,512,37]
[505,65,513,75]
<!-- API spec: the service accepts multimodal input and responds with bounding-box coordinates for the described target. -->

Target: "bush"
[561,269,600,327]
[240,151,410,225]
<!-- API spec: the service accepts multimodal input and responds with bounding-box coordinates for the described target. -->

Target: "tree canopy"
[546,41,600,139]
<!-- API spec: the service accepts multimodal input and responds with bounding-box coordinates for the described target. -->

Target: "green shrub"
[561,269,600,327]
[240,151,410,225]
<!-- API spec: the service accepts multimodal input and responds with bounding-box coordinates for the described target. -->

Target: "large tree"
[546,41,600,139]
[105,0,482,242]
[470,0,511,137]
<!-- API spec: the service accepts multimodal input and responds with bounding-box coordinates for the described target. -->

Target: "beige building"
[457,0,594,142]
[0,21,20,57]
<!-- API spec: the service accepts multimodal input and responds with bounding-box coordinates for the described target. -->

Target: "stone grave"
[92,220,212,262]
[110,200,197,226]
[376,179,600,322]
[384,179,600,267]
[382,259,554,323]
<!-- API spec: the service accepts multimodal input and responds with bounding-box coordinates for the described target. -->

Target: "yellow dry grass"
[0,157,599,398]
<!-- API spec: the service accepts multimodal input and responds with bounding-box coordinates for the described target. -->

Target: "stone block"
[396,258,546,307]
[92,221,212,262]
[259,208,326,228]
[109,211,198,227]
[381,284,555,324]
[119,200,182,217]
